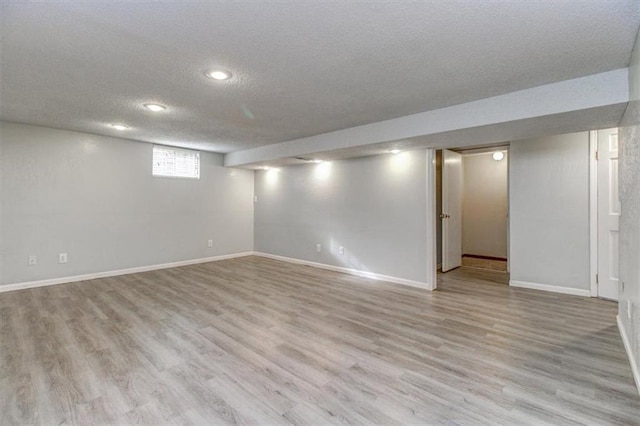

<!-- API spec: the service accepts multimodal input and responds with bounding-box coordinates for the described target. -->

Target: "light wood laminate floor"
[1,256,639,425]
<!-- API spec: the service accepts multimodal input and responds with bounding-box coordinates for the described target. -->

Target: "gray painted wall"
[619,27,640,388]
[0,122,254,286]
[0,126,4,285]
[462,152,509,258]
[254,151,429,283]
[509,132,590,290]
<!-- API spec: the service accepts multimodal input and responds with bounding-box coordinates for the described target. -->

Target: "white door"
[597,128,620,300]
[442,149,463,272]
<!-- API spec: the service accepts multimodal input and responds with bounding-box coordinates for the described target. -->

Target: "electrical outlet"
[207,240,213,248]
[28,255,37,266]
[254,195,258,203]
[339,246,345,255]
[316,243,322,253]
[59,253,68,264]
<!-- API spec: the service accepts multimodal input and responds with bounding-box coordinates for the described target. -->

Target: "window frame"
[152,145,201,180]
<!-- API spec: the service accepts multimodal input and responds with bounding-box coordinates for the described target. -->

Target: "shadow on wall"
[329,236,370,273]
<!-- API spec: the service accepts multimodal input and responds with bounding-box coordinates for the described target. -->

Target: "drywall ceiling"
[1,1,639,155]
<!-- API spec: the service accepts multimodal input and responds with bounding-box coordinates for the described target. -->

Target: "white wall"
[509,132,590,292]
[254,151,430,285]
[618,27,640,391]
[462,151,508,258]
[0,122,254,286]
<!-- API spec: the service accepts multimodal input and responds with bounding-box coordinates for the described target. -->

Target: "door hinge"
[596,273,599,284]
[595,151,599,160]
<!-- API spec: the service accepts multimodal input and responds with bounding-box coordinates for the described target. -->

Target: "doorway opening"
[436,145,510,276]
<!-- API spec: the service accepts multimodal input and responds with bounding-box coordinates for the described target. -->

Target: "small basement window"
[152,145,200,179]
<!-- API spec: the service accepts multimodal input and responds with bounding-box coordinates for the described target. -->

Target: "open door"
[597,128,620,300]
[442,149,462,272]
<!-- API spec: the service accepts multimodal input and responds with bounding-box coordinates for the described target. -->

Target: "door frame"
[590,128,621,300]
[430,146,510,286]
[589,130,598,298]
[426,149,438,290]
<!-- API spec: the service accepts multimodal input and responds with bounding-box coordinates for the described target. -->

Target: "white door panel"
[442,149,462,272]
[597,128,619,300]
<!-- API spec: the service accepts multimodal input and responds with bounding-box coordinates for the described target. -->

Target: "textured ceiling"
[1,1,639,153]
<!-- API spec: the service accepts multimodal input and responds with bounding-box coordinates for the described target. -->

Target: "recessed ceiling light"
[389,149,401,154]
[206,70,232,81]
[492,151,505,161]
[110,123,130,130]
[143,103,167,112]
[313,159,324,164]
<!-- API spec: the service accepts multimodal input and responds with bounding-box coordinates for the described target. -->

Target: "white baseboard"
[253,252,433,290]
[509,280,591,297]
[617,315,640,396]
[0,252,254,293]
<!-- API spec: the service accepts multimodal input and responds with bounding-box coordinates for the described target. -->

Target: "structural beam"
[225,69,629,167]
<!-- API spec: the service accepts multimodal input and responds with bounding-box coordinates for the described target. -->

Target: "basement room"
[1,1,639,424]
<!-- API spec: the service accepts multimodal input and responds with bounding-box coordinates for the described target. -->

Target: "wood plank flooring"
[1,256,638,425]
[461,256,508,272]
